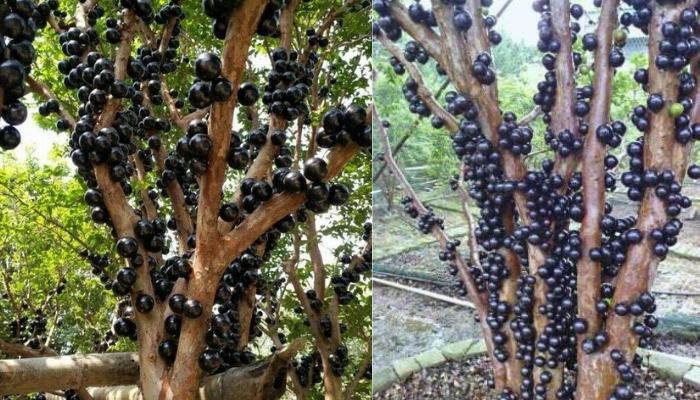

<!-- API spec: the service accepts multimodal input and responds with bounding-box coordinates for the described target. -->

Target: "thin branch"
[344,337,371,400]
[0,263,22,334]
[550,0,581,190]
[457,165,483,270]
[372,130,413,183]
[517,106,542,127]
[26,76,78,130]
[373,99,506,387]
[496,0,515,18]
[179,108,209,128]
[159,80,183,128]
[578,0,620,341]
[434,79,450,100]
[375,31,459,132]
[75,0,98,31]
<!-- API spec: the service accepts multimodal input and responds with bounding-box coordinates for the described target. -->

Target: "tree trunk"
[1,339,304,399]
[0,353,139,395]
[322,361,344,400]
[165,1,269,398]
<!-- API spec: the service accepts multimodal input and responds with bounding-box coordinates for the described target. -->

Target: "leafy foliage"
[0,153,117,355]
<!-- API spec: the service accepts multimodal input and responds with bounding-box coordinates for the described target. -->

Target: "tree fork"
[166,1,269,398]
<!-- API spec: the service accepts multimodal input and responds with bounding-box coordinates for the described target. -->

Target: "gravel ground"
[374,356,700,400]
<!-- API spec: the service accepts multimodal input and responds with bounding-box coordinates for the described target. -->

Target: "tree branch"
[343,337,371,400]
[496,0,515,18]
[170,3,272,398]
[386,2,443,64]
[0,340,305,399]
[26,76,77,130]
[218,0,301,235]
[578,0,619,346]
[218,142,362,268]
[517,106,541,127]
[550,0,580,187]
[374,100,506,388]
[88,10,168,399]
[375,32,459,133]
[606,1,687,360]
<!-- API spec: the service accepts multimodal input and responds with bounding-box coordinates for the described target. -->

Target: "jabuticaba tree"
[374,0,700,399]
[0,0,372,399]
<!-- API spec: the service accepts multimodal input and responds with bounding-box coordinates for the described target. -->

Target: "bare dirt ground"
[373,356,700,400]
[372,281,479,371]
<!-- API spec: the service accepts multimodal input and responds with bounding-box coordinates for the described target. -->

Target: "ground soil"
[373,275,700,372]
[372,280,479,371]
[373,356,700,400]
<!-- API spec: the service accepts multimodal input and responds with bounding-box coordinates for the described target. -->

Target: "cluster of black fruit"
[318,103,372,149]
[292,229,372,383]
[93,328,118,353]
[401,76,430,118]
[472,52,497,85]
[328,343,351,376]
[498,112,534,156]
[403,40,430,64]
[332,222,373,305]
[399,195,445,233]
[187,52,234,109]
[0,0,53,150]
[654,9,699,70]
[261,46,310,122]
[1,290,66,351]
[355,364,372,380]
[294,351,324,387]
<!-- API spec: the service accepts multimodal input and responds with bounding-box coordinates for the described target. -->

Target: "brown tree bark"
[0,353,139,395]
[575,1,620,398]
[4,339,304,399]
[166,2,269,399]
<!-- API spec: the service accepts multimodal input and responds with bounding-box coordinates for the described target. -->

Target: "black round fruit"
[283,171,307,193]
[135,294,155,313]
[113,317,136,337]
[328,183,350,205]
[198,349,222,372]
[183,299,203,318]
[194,52,222,81]
[237,83,260,106]
[116,237,139,258]
[303,157,328,183]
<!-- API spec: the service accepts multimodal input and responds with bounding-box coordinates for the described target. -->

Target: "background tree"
[373,0,700,399]
[0,0,372,399]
